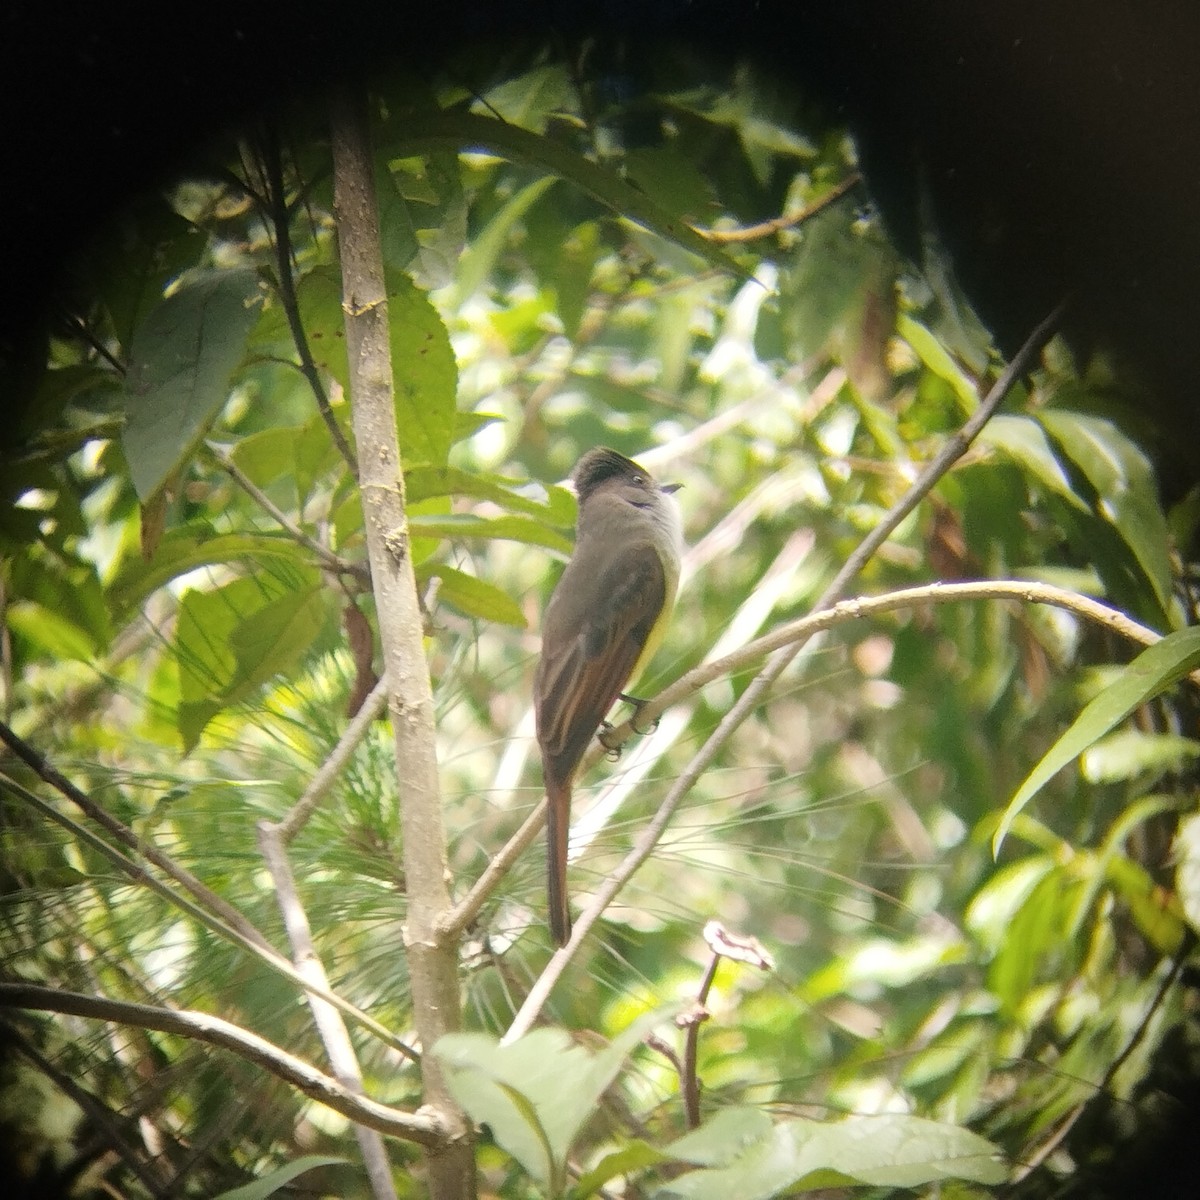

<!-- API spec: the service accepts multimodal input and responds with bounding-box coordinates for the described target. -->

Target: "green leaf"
[571,1141,669,1199]
[994,628,1200,853]
[407,512,573,554]
[387,273,458,470]
[381,150,467,288]
[668,1107,773,1167]
[175,572,323,749]
[389,111,748,279]
[121,269,261,500]
[985,867,1074,1014]
[661,1113,1006,1197]
[426,565,526,627]
[229,426,300,493]
[109,528,314,624]
[210,1156,348,1200]
[978,414,1086,509]
[1038,411,1174,620]
[456,175,558,301]
[1081,729,1200,784]
[435,1009,670,1192]
[405,464,574,523]
[1105,854,1186,955]
[5,600,99,662]
[897,314,977,412]
[228,586,327,691]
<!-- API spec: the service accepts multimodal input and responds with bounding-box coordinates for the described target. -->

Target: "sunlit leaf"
[662,1111,1006,1197]
[426,564,526,627]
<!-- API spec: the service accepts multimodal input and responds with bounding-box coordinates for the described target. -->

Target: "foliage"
[2,39,1199,1200]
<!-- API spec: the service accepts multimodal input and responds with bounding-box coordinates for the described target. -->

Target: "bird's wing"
[535,540,666,785]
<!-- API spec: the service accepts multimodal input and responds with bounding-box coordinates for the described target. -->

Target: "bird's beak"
[661,482,682,494]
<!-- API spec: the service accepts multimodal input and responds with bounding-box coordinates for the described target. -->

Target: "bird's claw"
[618,692,660,736]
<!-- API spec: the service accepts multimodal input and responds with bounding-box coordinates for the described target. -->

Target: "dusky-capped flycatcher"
[534,447,683,945]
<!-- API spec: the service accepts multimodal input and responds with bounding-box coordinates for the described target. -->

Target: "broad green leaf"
[210,1156,349,1200]
[624,146,715,224]
[122,269,261,500]
[985,867,1075,1014]
[228,585,327,693]
[382,150,466,288]
[435,1009,670,1192]
[7,549,111,652]
[408,512,572,554]
[1039,411,1174,620]
[977,414,1083,505]
[994,628,1200,852]
[897,314,976,412]
[661,1113,1005,1197]
[668,1106,773,1167]
[388,272,457,469]
[572,1141,669,1199]
[453,409,503,444]
[109,528,314,624]
[389,111,747,279]
[5,600,98,662]
[426,565,526,627]
[478,63,573,132]
[245,266,347,384]
[405,464,574,523]
[229,426,300,493]
[175,572,322,749]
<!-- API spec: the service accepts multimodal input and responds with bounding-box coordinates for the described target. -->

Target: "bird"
[533,447,683,945]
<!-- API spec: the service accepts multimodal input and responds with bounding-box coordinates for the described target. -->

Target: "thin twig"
[278,673,390,842]
[681,956,718,1129]
[62,310,127,374]
[258,820,404,1197]
[696,173,863,244]
[260,125,359,476]
[0,984,443,1145]
[206,441,369,582]
[822,300,1067,608]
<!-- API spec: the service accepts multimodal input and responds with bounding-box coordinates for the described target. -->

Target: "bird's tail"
[546,778,572,946]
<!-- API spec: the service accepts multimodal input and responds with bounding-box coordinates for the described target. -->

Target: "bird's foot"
[597,721,623,760]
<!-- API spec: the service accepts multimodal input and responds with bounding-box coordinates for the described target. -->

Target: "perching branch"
[507,303,1069,1034]
[0,984,444,1145]
[330,87,474,1193]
